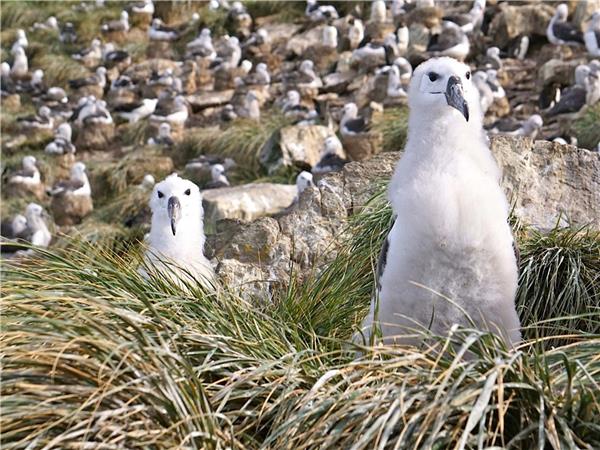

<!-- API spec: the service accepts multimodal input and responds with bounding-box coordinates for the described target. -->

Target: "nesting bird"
[17,106,53,130]
[141,173,215,289]
[312,136,348,175]
[361,57,521,346]
[101,10,130,33]
[48,162,93,225]
[149,18,179,41]
[546,4,584,45]
[296,171,315,198]
[115,98,159,123]
[10,46,28,79]
[45,123,76,155]
[148,123,175,147]
[205,164,230,189]
[340,102,369,136]
[489,114,544,140]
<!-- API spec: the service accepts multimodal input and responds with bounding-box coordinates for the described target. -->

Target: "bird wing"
[114,101,144,112]
[376,230,391,291]
[344,117,368,133]
[548,85,586,116]
[552,22,584,43]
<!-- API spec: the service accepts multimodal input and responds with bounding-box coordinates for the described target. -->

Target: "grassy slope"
[2,191,599,449]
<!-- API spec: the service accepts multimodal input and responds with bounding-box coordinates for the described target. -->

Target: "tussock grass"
[2,186,599,448]
[517,226,600,343]
[372,106,409,152]
[175,112,293,180]
[572,103,600,150]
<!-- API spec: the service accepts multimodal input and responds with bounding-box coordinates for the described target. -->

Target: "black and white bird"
[132,0,154,15]
[103,48,130,67]
[546,64,596,117]
[351,39,396,69]
[340,102,368,136]
[238,90,260,120]
[72,38,102,66]
[295,171,314,199]
[47,162,91,197]
[18,203,52,256]
[82,99,113,125]
[33,16,59,32]
[427,20,470,61]
[472,70,494,113]
[242,62,270,86]
[101,10,129,33]
[149,18,179,41]
[204,164,230,189]
[221,104,238,121]
[141,173,215,289]
[482,46,502,70]
[60,22,77,44]
[509,35,530,60]
[584,11,600,57]
[45,123,76,154]
[546,3,584,45]
[186,28,216,59]
[150,95,188,125]
[282,90,317,122]
[11,29,28,53]
[148,122,175,147]
[443,0,486,33]
[488,114,543,140]
[17,105,53,130]
[213,35,242,70]
[68,66,107,91]
[312,136,348,175]
[348,18,365,50]
[305,0,338,22]
[7,156,41,188]
[1,214,28,251]
[10,46,28,79]
[361,57,521,346]
[115,98,159,123]
[289,59,323,90]
[486,69,506,100]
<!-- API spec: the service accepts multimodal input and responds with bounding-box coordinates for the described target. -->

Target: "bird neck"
[406,111,488,164]
[149,216,206,259]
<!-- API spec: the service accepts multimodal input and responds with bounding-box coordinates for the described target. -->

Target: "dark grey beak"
[445,75,469,121]
[167,196,181,236]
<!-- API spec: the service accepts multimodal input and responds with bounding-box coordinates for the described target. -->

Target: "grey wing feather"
[376,231,391,291]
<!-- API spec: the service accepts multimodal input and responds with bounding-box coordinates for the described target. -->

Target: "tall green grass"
[2,189,599,448]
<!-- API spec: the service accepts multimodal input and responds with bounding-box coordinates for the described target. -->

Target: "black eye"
[184,189,191,196]
[428,72,438,82]
[466,71,471,80]
[157,191,164,198]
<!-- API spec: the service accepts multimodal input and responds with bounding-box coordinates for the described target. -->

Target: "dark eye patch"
[157,191,164,198]
[184,189,191,196]
[466,71,471,80]
[428,72,439,82]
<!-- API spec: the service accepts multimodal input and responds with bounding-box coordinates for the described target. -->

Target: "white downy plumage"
[141,174,215,289]
[362,57,521,346]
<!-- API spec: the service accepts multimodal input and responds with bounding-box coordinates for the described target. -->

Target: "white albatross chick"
[361,57,521,347]
[141,174,215,289]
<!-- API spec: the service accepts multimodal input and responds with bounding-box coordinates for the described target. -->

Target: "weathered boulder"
[341,132,384,162]
[202,183,297,227]
[211,138,599,297]
[537,58,586,89]
[488,3,554,48]
[286,25,327,56]
[491,136,600,230]
[260,125,336,173]
[51,193,93,226]
[186,90,234,111]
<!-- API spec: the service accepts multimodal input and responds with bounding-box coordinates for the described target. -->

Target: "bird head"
[555,3,568,20]
[38,106,51,118]
[32,69,44,83]
[323,136,343,155]
[159,122,171,136]
[142,174,155,189]
[1,62,10,76]
[25,203,43,220]
[72,162,86,178]
[296,171,314,194]
[23,155,37,169]
[410,57,479,123]
[149,174,202,236]
[286,90,300,104]
[57,123,72,140]
[342,102,358,119]
[12,214,27,234]
[121,10,129,21]
[211,164,225,181]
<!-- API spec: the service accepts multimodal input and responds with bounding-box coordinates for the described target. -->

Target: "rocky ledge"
[207,136,600,298]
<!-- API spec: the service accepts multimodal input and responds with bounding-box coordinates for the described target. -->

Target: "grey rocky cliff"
[210,137,599,297]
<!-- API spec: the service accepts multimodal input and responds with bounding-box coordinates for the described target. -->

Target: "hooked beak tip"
[445,75,469,122]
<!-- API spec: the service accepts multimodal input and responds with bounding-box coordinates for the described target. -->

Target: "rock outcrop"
[211,137,600,297]
[202,183,298,228]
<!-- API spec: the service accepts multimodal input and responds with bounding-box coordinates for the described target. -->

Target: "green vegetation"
[2,189,599,449]
[572,103,600,150]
